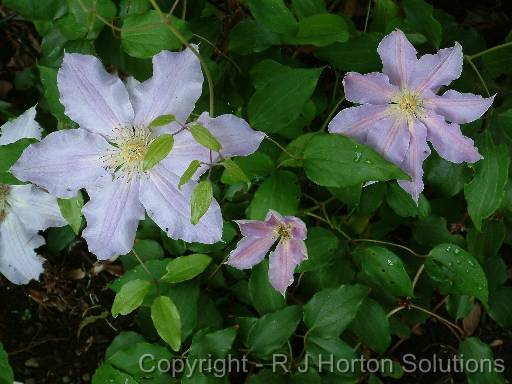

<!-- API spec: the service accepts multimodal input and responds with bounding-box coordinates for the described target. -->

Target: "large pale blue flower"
[328,30,494,201]
[12,49,264,260]
[0,107,67,284]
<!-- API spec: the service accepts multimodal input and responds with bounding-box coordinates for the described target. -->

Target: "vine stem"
[409,304,464,340]
[148,0,215,116]
[464,55,491,98]
[351,238,425,258]
[412,264,425,289]
[320,96,345,132]
[466,41,512,60]
[131,248,161,294]
[363,0,372,33]
[264,135,300,160]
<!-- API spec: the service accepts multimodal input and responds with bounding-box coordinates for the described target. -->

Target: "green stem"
[464,55,491,98]
[467,41,512,60]
[149,0,215,116]
[363,0,372,33]
[351,238,425,258]
[265,135,300,160]
[320,96,345,132]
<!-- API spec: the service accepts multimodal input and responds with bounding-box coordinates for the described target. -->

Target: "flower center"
[103,126,151,179]
[392,90,425,118]
[275,224,292,240]
[0,184,11,223]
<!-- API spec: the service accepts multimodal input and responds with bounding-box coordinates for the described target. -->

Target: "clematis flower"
[226,210,308,294]
[328,30,493,201]
[12,48,264,260]
[0,107,67,284]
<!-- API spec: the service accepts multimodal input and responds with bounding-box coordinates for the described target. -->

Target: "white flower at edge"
[0,106,67,284]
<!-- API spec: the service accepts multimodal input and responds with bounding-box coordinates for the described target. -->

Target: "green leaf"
[402,0,442,48]
[291,0,326,19]
[123,239,165,270]
[303,134,409,188]
[248,63,322,135]
[119,0,151,18]
[121,11,192,58]
[0,343,14,384]
[303,284,369,337]
[370,0,400,32]
[221,152,274,184]
[57,192,84,234]
[229,19,281,55]
[425,156,469,198]
[3,0,61,20]
[285,13,349,47]
[248,260,286,315]
[482,32,512,77]
[189,327,237,358]
[412,215,465,249]
[0,138,35,178]
[111,279,151,317]
[446,295,474,320]
[467,219,505,263]
[246,0,298,35]
[355,246,414,297]
[246,305,302,357]
[315,33,383,72]
[92,364,138,384]
[67,0,117,40]
[488,287,512,329]
[110,259,168,292]
[179,160,201,189]
[161,253,212,283]
[189,123,222,152]
[38,66,69,123]
[297,227,339,272]
[143,134,174,171]
[465,133,509,231]
[190,180,213,225]
[248,170,300,220]
[305,337,357,376]
[149,114,176,128]
[349,298,391,353]
[151,296,182,351]
[425,244,488,306]
[458,338,506,384]
[386,182,430,218]
[221,159,250,184]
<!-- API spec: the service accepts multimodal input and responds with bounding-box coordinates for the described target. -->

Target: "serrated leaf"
[179,160,201,189]
[189,123,222,152]
[143,134,174,171]
[111,279,151,318]
[190,180,213,225]
[149,114,176,128]
[151,296,182,351]
[161,253,212,283]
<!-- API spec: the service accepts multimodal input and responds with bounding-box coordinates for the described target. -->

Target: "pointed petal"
[328,104,390,142]
[82,177,144,260]
[8,185,67,232]
[58,53,134,137]
[268,239,308,294]
[0,106,42,145]
[343,72,399,105]
[424,90,494,124]
[397,119,431,202]
[421,112,481,164]
[161,112,265,178]
[132,47,203,127]
[226,236,276,270]
[11,129,111,198]
[365,115,411,166]
[283,216,307,241]
[411,43,463,93]
[377,30,418,88]
[0,213,45,284]
[235,219,275,238]
[139,166,223,244]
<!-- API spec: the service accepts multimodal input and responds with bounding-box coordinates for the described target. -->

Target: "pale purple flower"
[1,107,66,284]
[226,210,308,294]
[12,48,264,260]
[328,30,493,201]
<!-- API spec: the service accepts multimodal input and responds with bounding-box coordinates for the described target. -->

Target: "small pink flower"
[328,30,494,201]
[226,210,308,295]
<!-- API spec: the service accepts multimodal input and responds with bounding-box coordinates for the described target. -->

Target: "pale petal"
[411,43,463,93]
[424,90,494,124]
[11,129,111,198]
[132,47,203,127]
[139,166,223,244]
[283,216,307,241]
[365,115,410,166]
[377,30,418,88]
[0,106,42,145]
[58,53,134,137]
[268,239,308,294]
[0,213,45,284]
[328,104,390,142]
[343,72,399,105]
[226,236,276,270]
[82,177,145,260]
[420,112,481,164]
[397,119,431,202]
[235,219,275,238]
[161,112,265,179]
[8,185,67,232]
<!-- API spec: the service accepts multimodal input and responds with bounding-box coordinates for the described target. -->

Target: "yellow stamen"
[275,223,292,240]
